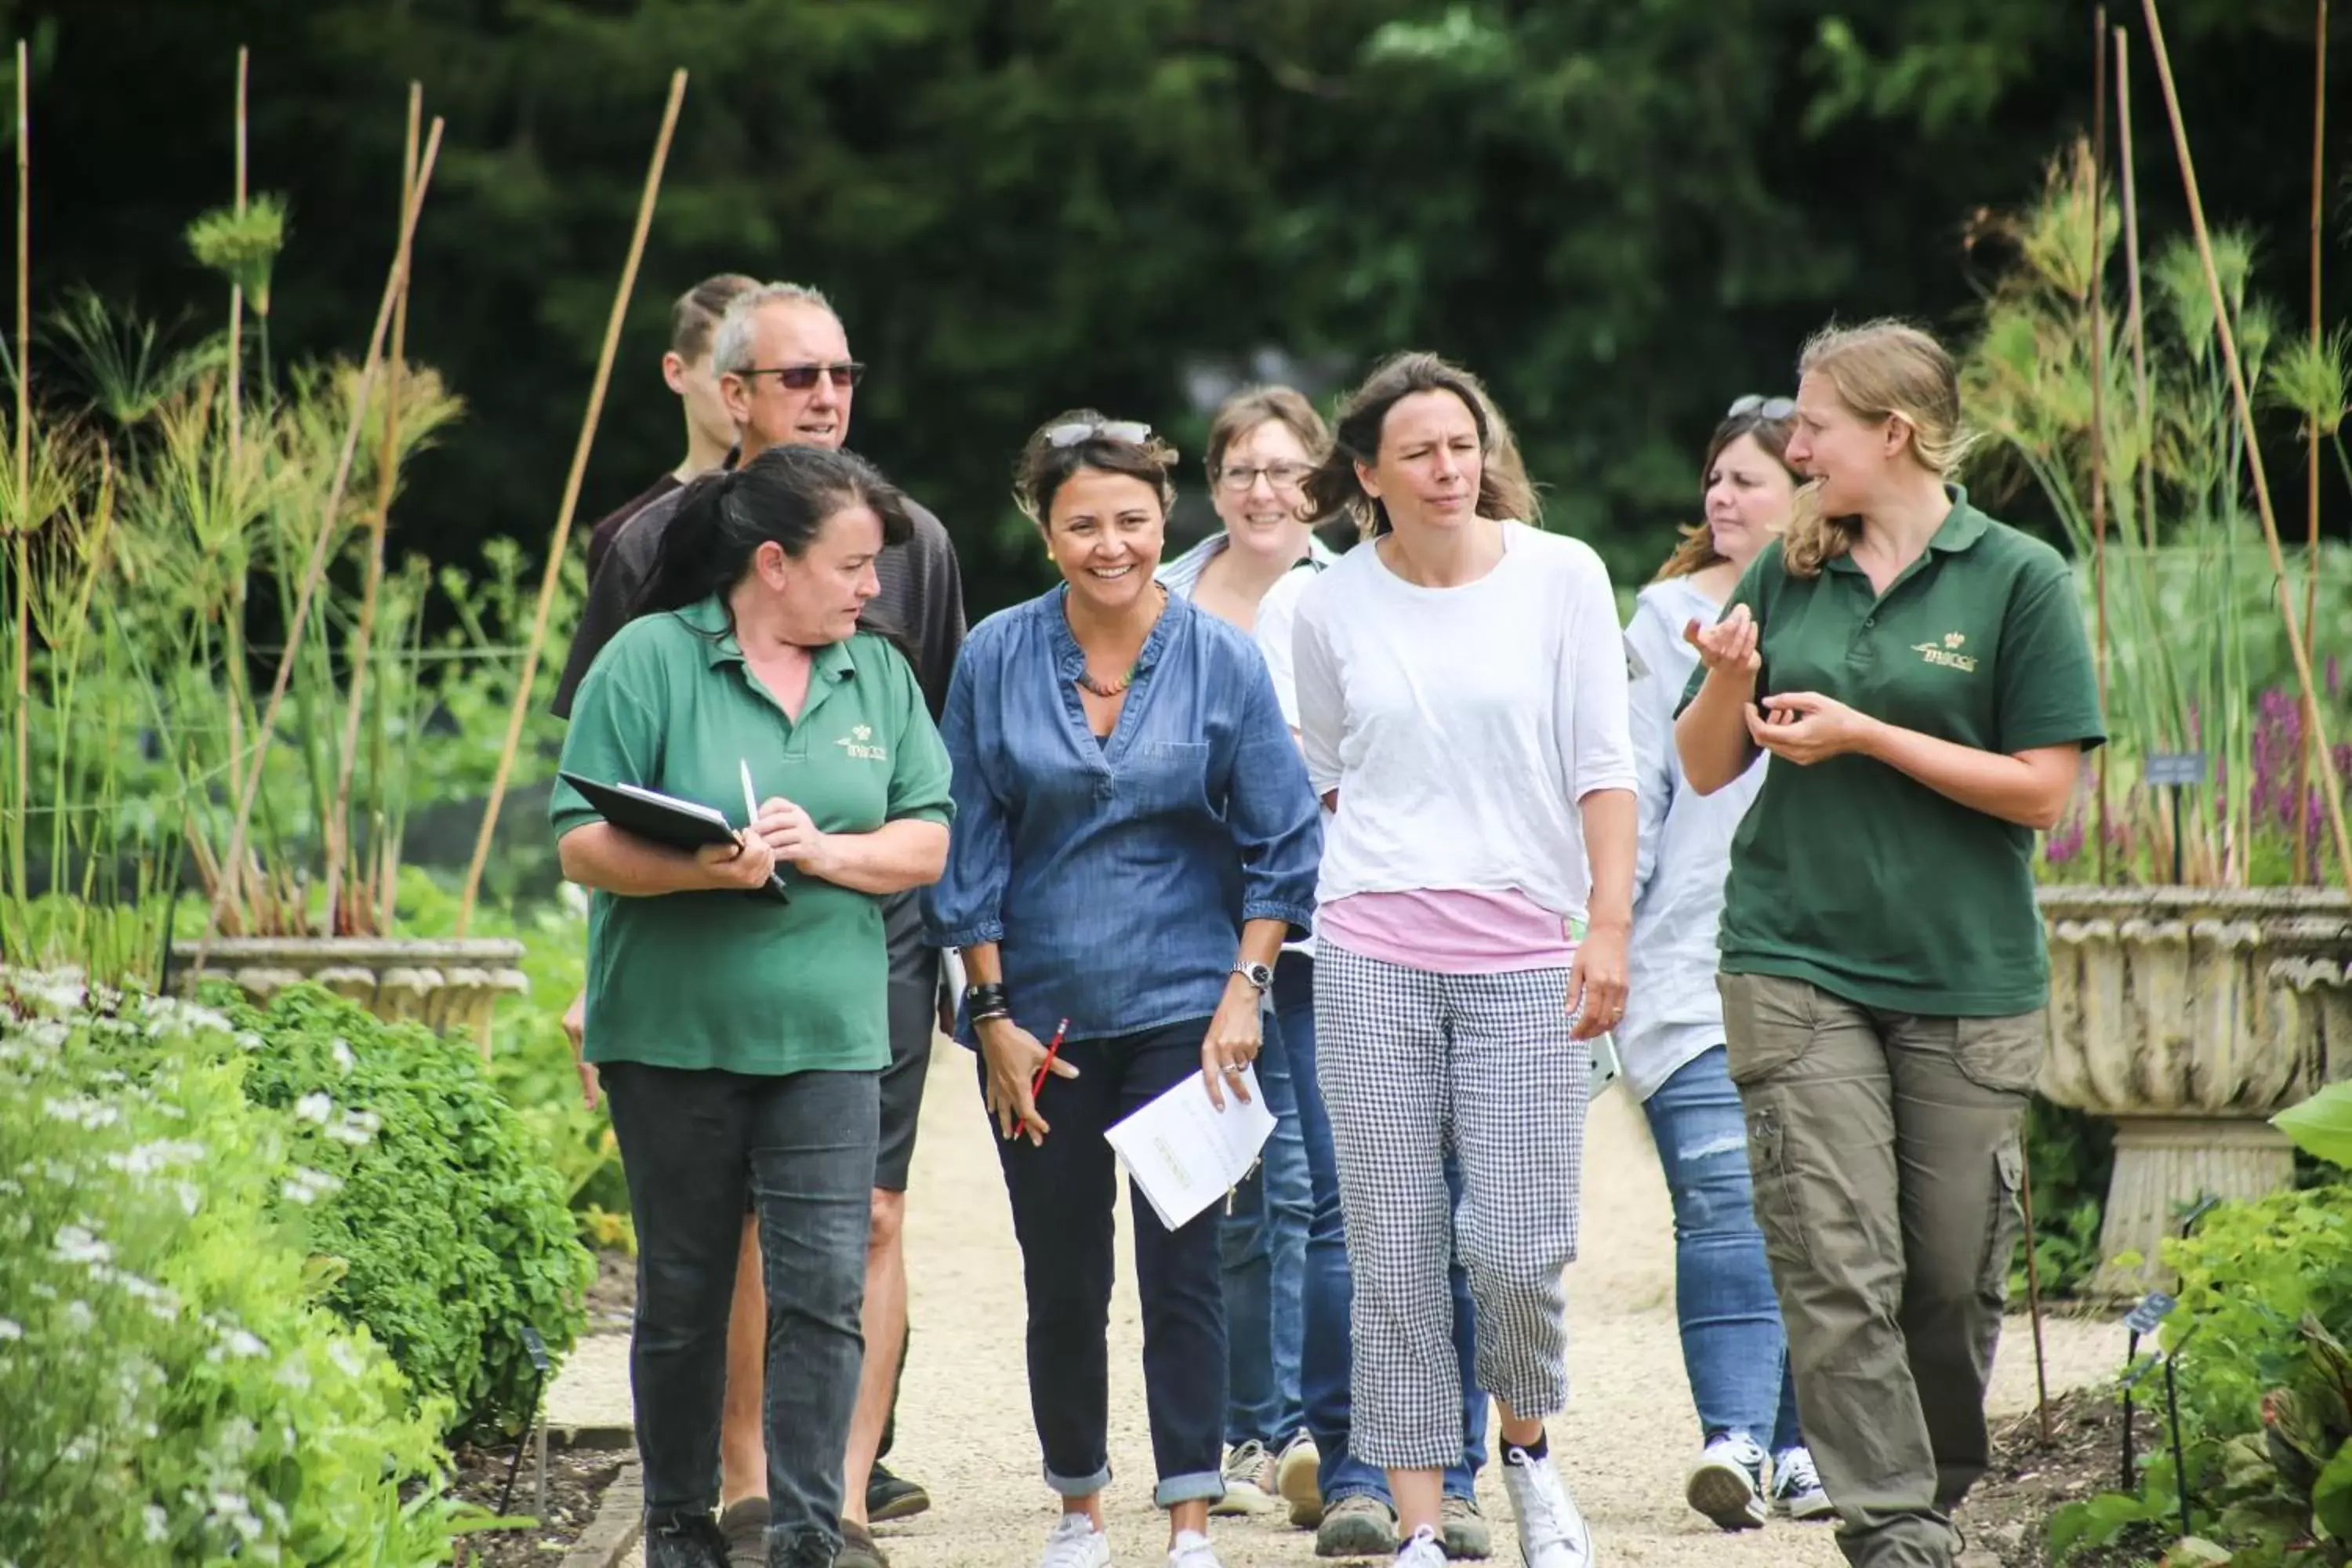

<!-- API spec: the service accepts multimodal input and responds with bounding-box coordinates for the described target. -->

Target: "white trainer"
[1039,1513,1111,1568]
[1686,1433,1768,1531]
[1210,1440,1278,1517]
[1772,1445,1835,1521]
[1499,1445,1597,1568]
[1393,1524,1449,1568]
[1168,1527,1225,1568]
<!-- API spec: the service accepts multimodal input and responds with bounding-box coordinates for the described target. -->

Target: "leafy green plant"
[2016,1095,2116,1299]
[205,980,595,1441]
[0,972,483,1565]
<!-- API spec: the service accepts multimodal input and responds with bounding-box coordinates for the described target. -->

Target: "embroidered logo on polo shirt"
[1912,631,1978,673]
[836,724,888,762]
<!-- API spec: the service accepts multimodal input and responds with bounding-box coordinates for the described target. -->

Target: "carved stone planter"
[169,937,531,1050]
[2038,885,2352,1296]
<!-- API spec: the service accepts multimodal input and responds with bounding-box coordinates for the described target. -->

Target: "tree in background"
[10,0,2344,614]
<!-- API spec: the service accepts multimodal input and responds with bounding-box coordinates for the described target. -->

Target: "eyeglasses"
[1727,394,1796,421]
[1044,419,1153,448]
[1217,460,1313,493]
[741,361,866,390]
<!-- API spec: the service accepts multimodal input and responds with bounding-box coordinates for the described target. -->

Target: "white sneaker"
[1499,1444,1596,1568]
[1685,1434,1768,1531]
[1772,1446,1835,1521]
[1276,1432,1324,1527]
[1393,1525,1449,1568]
[1168,1528,1224,1568]
[1040,1514,1111,1568]
[1210,1439,1279,1516]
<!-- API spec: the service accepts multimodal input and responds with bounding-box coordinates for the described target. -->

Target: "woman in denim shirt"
[923,412,1322,1568]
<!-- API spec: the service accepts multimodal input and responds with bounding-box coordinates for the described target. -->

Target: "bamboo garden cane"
[2292,0,2327,880]
[2089,11,2113,886]
[322,82,423,935]
[2140,0,2352,895]
[193,116,445,973]
[455,68,688,937]
[10,41,30,909]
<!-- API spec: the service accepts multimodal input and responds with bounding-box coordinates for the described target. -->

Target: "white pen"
[739,758,760,831]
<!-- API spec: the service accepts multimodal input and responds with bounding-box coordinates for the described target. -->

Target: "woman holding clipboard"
[922,413,1321,1568]
[551,444,954,1568]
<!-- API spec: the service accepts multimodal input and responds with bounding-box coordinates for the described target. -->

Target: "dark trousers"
[605,1062,880,1557]
[989,1018,1228,1508]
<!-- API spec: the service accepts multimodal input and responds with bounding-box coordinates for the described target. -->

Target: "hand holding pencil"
[975,1011,1076,1147]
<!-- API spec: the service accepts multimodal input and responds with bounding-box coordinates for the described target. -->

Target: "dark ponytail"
[632,445,922,668]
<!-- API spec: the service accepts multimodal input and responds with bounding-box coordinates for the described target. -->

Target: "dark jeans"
[1279,954,1488,1504]
[990,1017,1226,1508]
[606,1062,879,1557]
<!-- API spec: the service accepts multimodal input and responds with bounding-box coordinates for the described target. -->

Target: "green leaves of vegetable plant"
[2274,1083,2352,1171]
[2312,1438,2352,1544]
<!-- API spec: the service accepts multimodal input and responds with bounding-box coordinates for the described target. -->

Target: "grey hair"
[710,281,840,378]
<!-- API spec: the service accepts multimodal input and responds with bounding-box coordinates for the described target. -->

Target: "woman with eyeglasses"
[1152,386,1334,1523]
[1622,394,1827,1532]
[923,412,1323,1568]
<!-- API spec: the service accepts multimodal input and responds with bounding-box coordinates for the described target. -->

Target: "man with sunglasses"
[554,279,966,1568]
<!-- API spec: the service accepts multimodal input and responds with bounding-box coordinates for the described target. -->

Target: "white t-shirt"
[1292,522,1636,921]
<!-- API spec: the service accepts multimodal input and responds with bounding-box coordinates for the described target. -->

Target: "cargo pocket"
[1952,1010,2047,1097]
[1744,1102,1815,1276]
[1978,1136,2027,1304]
[1719,973,1820,1087]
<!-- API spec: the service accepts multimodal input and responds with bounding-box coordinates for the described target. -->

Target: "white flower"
[143,1506,169,1544]
[0,1317,22,1341]
[52,1224,112,1267]
[292,1092,334,1125]
[279,1167,341,1207]
[64,1301,96,1333]
[329,1037,356,1073]
[41,1095,118,1131]
[174,1181,201,1217]
[327,1340,366,1378]
[220,1327,267,1359]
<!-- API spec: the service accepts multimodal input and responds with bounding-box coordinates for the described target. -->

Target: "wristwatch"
[1232,961,1274,992]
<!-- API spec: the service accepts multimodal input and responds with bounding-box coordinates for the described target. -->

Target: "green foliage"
[2015,1094,2116,1299]
[209,980,595,1441]
[0,972,480,1566]
[2278,1084,2352,1170]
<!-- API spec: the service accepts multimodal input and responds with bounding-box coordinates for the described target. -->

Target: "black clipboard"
[557,771,790,904]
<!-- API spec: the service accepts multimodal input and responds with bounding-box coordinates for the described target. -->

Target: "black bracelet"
[965,982,1009,1021]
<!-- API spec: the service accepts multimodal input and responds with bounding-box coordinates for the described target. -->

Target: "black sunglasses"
[1727,394,1795,421]
[742,361,866,390]
[1044,419,1153,448]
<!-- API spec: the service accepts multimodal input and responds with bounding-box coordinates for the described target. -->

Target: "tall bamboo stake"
[9,40,29,910]
[2092,13,2114,882]
[456,68,688,935]
[194,117,445,966]
[226,48,246,480]
[2294,0,2328,881]
[323,83,420,935]
[2143,0,2352,893]
[2116,31,2159,557]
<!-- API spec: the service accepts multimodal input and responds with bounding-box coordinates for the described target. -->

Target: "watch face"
[1239,962,1273,987]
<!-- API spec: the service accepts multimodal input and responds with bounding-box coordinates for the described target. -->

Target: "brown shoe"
[834,1519,891,1568]
[717,1498,768,1568]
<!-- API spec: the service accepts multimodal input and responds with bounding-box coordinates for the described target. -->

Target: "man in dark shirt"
[554,281,965,1568]
[583,272,759,583]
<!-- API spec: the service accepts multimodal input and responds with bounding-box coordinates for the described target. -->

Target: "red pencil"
[1018,1018,1070,1138]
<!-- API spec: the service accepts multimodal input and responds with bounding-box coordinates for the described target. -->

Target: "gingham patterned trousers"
[1316,939,1590,1471]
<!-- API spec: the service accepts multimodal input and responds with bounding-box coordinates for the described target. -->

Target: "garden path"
[566,1040,2123,1568]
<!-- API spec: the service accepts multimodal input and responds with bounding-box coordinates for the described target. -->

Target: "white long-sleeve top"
[1292,524,1636,922]
[1617,576,1767,1101]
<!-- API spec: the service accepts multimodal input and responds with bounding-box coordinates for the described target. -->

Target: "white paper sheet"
[1104,1065,1277,1231]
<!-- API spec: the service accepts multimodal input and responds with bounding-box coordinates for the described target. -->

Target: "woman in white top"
[1621,397,1828,1533]
[1291,352,1635,1568]
[1154,387,1334,1515]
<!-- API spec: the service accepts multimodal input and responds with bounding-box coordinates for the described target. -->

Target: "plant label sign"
[2124,1290,2177,1336]
[2143,753,2207,788]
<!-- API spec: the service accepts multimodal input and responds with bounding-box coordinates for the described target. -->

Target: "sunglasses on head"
[1727,394,1796,421]
[1044,419,1153,448]
[742,361,866,390]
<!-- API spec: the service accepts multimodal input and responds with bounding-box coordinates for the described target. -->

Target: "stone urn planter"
[169,937,531,1051]
[2038,885,2352,1297]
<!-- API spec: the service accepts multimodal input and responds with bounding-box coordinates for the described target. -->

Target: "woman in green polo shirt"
[551,445,953,1568]
[1675,320,2103,1568]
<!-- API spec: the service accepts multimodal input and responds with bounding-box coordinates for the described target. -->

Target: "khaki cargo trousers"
[1718,971,2040,1568]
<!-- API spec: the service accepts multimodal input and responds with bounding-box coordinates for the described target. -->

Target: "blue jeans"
[1641,1045,1803,1453]
[1280,953,1487,1504]
[1221,999,1311,1447]
[991,1019,1227,1508]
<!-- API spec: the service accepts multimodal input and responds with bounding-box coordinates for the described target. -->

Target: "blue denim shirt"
[922,586,1322,1046]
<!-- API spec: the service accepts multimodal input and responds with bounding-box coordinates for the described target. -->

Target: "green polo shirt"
[1680,488,2105,1016]
[550,598,954,1074]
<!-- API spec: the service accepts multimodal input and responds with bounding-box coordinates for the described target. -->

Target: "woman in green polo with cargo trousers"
[552,445,953,1568]
[1675,321,2103,1568]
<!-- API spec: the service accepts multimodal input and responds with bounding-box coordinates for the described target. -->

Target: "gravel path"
[571,1039,2119,1567]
